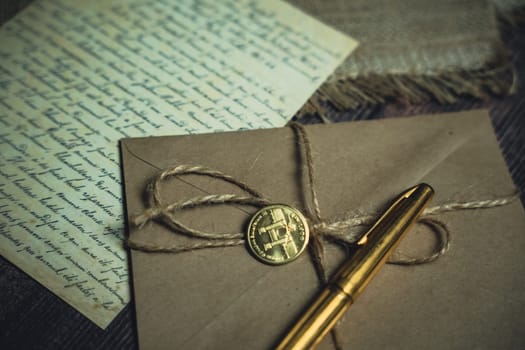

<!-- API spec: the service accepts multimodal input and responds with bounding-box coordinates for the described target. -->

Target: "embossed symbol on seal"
[247,205,310,265]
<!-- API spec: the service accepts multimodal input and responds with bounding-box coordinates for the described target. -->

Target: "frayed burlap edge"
[299,61,514,116]
[297,5,524,117]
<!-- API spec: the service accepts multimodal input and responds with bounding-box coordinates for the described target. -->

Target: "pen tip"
[402,183,434,198]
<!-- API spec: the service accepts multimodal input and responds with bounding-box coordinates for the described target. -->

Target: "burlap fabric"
[289,0,516,110]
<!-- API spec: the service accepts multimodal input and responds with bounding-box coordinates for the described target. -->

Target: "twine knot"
[128,122,519,261]
[127,122,519,349]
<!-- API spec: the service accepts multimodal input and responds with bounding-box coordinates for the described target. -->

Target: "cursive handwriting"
[0,0,356,329]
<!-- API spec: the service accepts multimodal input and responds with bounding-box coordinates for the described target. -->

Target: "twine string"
[132,165,272,241]
[128,122,518,350]
[291,122,343,347]
[128,123,518,261]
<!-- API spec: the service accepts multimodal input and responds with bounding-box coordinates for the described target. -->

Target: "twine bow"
[128,122,518,349]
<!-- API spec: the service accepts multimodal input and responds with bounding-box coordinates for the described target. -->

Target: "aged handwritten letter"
[0,0,357,328]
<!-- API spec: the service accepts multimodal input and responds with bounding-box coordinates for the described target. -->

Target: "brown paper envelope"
[121,109,525,350]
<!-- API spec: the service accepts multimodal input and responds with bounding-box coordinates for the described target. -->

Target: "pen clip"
[356,234,368,246]
[354,184,430,247]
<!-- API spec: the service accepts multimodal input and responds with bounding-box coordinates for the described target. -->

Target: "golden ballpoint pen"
[276,183,434,349]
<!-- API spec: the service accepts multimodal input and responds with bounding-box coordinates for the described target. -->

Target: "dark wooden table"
[1,3,524,350]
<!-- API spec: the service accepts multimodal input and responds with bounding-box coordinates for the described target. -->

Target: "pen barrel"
[335,184,433,298]
[275,285,352,350]
[276,184,434,349]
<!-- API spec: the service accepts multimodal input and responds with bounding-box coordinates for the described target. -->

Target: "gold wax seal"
[247,205,310,265]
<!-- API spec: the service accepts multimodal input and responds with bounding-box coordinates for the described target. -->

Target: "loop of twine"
[128,122,519,350]
[128,124,518,261]
[131,165,272,241]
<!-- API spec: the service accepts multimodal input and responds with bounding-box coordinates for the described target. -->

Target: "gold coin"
[247,205,309,265]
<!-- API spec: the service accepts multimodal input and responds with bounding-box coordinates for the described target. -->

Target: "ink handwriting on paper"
[0,0,357,328]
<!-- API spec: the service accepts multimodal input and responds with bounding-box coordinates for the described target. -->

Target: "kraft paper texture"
[121,110,525,349]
